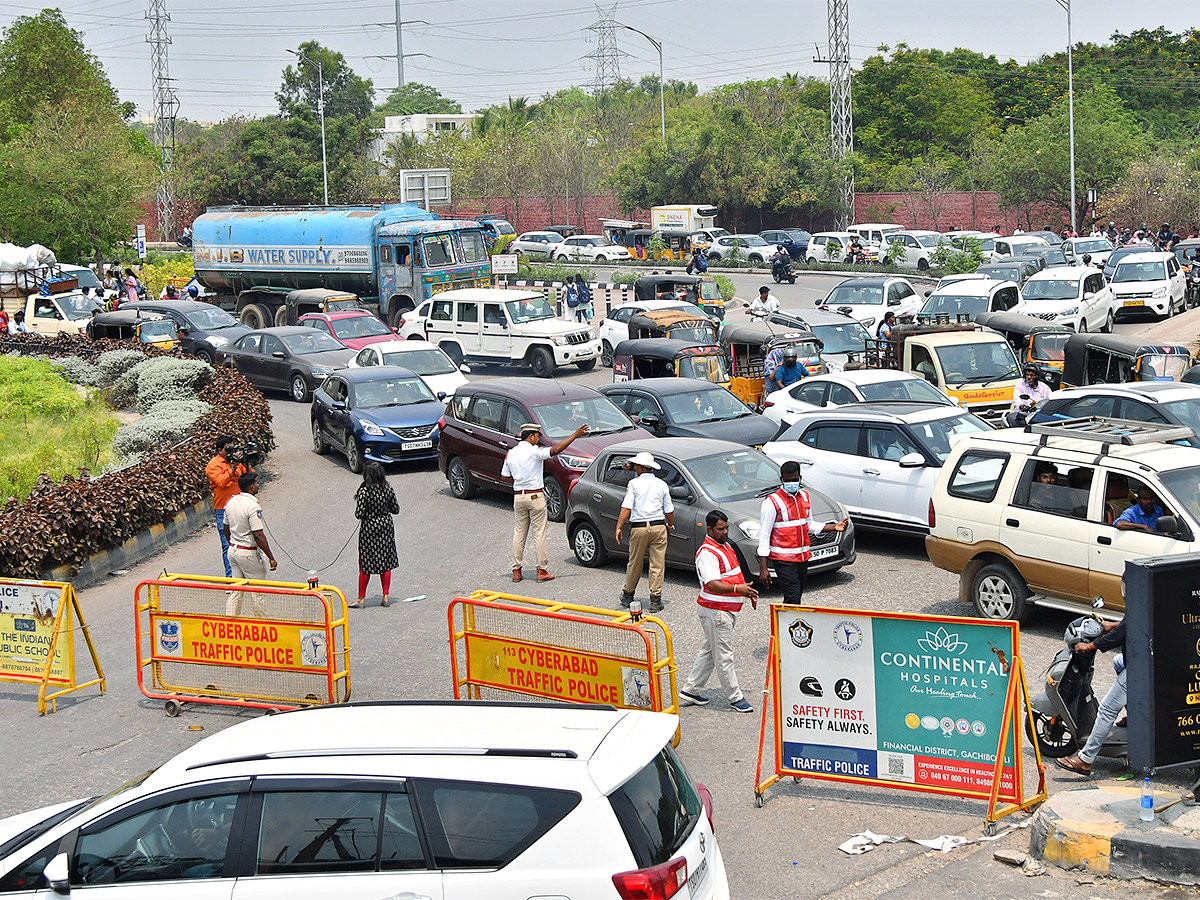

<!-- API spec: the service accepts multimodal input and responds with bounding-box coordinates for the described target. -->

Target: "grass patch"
[0,357,119,501]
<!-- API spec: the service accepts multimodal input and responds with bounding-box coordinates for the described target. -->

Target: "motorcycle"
[845,245,870,266]
[1186,265,1200,309]
[772,256,797,284]
[1027,601,1127,761]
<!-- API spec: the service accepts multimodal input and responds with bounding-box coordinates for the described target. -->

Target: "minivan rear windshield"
[608,745,701,868]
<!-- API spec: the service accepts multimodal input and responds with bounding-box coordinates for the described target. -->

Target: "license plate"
[401,440,433,450]
[810,545,838,561]
[1123,299,1145,307]
[687,854,709,895]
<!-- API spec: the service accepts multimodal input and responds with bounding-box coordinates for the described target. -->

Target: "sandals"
[1054,756,1092,775]
[381,596,391,608]
[349,599,365,609]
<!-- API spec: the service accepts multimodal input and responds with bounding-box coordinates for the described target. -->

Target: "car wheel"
[290,373,311,402]
[572,519,609,567]
[601,340,614,367]
[576,358,597,371]
[345,432,364,474]
[708,253,720,262]
[273,305,288,327]
[311,418,327,454]
[543,479,565,522]
[240,303,268,329]
[441,343,464,367]
[194,348,214,365]
[750,254,765,264]
[447,456,475,499]
[529,347,554,378]
[1103,311,1115,333]
[971,562,1029,622]
[917,258,930,271]
[1077,316,1087,334]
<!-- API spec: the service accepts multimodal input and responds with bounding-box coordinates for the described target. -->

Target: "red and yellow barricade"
[449,590,679,741]
[135,574,350,716]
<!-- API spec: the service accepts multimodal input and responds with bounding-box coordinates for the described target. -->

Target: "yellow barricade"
[135,574,350,715]
[449,590,679,741]
[0,577,105,715]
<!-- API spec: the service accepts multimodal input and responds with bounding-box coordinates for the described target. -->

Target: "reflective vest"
[767,488,812,563]
[696,536,746,612]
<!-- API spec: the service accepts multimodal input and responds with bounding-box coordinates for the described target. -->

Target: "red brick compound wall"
[855,192,1067,234]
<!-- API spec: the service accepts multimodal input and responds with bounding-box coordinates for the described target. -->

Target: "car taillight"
[598,318,605,326]
[762,400,774,409]
[928,499,936,528]
[697,782,715,832]
[437,416,446,431]
[568,477,579,498]
[612,857,688,900]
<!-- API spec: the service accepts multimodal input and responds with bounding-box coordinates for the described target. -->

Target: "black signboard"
[1126,554,1200,773]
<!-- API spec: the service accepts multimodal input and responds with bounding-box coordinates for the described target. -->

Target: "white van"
[24,291,103,335]
[423,288,601,378]
[992,235,1049,259]
[1109,251,1186,319]
[847,223,903,252]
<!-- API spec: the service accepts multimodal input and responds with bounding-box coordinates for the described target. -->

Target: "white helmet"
[1064,616,1103,649]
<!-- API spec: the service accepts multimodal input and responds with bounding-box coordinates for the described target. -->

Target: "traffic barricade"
[449,590,679,741]
[135,573,350,716]
[0,577,105,715]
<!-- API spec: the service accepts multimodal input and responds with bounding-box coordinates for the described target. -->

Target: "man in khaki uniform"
[615,451,674,612]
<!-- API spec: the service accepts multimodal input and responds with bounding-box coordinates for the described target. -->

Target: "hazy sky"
[7,0,1200,122]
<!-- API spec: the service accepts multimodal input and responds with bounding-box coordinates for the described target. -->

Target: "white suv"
[0,702,729,900]
[1109,251,1186,319]
[1016,265,1116,333]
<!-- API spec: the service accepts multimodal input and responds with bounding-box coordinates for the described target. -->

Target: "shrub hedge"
[0,333,274,577]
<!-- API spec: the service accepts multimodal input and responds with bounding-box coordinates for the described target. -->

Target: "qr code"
[887,755,906,776]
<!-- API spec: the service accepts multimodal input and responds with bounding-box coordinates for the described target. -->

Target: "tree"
[377,82,461,117]
[276,41,374,121]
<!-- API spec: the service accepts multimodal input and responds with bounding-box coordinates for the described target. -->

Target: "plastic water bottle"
[1141,777,1154,822]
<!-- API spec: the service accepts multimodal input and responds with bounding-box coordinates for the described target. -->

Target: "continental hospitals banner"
[769,606,1019,802]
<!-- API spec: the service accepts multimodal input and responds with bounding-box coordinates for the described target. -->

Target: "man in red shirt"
[757,460,848,605]
[678,510,760,713]
[205,435,251,577]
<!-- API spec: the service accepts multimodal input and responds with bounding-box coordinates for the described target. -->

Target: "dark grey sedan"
[599,378,780,446]
[217,326,355,402]
[565,437,855,582]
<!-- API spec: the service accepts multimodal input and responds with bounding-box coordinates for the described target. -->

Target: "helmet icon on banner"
[800,676,824,697]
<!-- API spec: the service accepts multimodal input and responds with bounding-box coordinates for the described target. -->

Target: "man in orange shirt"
[205,435,251,577]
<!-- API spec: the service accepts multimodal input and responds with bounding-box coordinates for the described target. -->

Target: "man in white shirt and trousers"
[615,451,674,612]
[501,422,589,583]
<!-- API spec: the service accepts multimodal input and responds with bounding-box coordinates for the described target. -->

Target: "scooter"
[772,257,797,284]
[1027,601,1127,761]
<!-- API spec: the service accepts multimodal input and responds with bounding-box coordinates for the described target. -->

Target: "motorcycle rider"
[768,346,805,393]
[1055,618,1126,776]
[1010,364,1051,426]
[749,285,780,317]
[847,234,867,264]
[685,246,708,275]
[771,245,792,279]
[1157,222,1175,251]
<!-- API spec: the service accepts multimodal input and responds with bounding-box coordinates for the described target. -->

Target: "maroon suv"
[438,379,653,521]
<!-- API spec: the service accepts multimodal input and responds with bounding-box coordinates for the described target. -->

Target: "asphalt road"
[0,276,1193,898]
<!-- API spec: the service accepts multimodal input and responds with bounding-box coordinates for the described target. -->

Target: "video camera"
[226,440,262,466]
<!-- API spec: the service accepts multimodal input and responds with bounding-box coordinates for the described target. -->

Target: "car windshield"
[282,331,344,354]
[935,341,1021,383]
[1157,466,1200,526]
[908,412,992,463]
[493,222,516,235]
[980,267,1019,281]
[380,348,456,375]
[677,353,729,383]
[710,228,730,238]
[1160,399,1200,438]
[186,307,239,329]
[858,379,952,404]
[533,396,633,438]
[1038,250,1068,265]
[1031,332,1069,361]
[915,234,943,248]
[669,324,718,343]
[737,236,770,247]
[826,284,883,306]
[58,293,102,320]
[1113,261,1168,283]
[353,376,436,408]
[1074,239,1112,254]
[661,388,751,424]
[785,230,809,241]
[505,296,556,323]
[921,294,988,318]
[1023,279,1080,301]
[330,315,391,340]
[811,321,870,354]
[687,449,783,502]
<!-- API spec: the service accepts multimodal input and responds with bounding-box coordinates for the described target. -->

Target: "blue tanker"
[192,204,493,328]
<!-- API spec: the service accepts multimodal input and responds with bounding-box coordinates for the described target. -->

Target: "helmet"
[1064,616,1103,649]
[1023,363,1039,376]
[1109,221,1116,228]
[782,346,799,363]
[186,284,199,297]
[799,676,824,697]
[1164,223,1171,230]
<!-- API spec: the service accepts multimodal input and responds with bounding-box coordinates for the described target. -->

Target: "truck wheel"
[601,340,614,367]
[530,347,554,378]
[971,562,1029,622]
[447,456,475,499]
[240,303,268,329]
[274,306,288,327]
[576,358,597,371]
[571,519,609,567]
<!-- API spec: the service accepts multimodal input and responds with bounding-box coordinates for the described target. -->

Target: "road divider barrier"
[0,577,104,715]
[449,590,678,741]
[135,573,350,716]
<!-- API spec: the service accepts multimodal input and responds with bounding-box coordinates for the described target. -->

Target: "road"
[0,278,1191,898]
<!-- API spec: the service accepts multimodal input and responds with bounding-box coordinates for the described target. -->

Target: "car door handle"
[463,427,474,435]
[1006,518,1019,527]
[592,493,603,502]
[862,468,879,476]
[1098,535,1112,545]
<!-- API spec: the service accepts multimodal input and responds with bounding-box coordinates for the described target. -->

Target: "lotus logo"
[917,627,967,655]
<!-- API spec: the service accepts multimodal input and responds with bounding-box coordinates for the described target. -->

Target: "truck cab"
[25,290,102,335]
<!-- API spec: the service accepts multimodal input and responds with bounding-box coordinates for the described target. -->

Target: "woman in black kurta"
[353,463,399,607]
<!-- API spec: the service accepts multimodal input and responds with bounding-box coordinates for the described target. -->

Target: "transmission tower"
[816,0,853,228]
[585,4,623,94]
[146,0,178,240]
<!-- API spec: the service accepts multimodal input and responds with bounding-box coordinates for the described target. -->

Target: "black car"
[218,326,355,402]
[1103,244,1147,281]
[1022,245,1070,268]
[973,260,1038,288]
[124,300,250,364]
[599,378,780,446]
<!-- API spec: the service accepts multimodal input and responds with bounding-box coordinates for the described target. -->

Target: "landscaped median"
[0,333,273,578]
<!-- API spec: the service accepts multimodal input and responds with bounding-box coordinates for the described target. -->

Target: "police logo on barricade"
[788,618,813,649]
[157,619,182,656]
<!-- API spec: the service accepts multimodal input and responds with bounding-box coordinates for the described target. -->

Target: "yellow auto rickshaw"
[720,323,825,410]
[612,339,731,387]
[87,310,179,350]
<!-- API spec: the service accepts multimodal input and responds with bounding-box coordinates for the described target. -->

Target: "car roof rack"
[1026,416,1194,452]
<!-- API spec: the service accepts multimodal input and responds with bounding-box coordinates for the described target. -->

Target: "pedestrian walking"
[502,422,590,583]
[757,460,848,605]
[123,268,139,305]
[615,451,674,612]
[222,471,277,617]
[353,462,399,608]
[679,510,760,713]
[206,435,252,577]
[574,273,593,323]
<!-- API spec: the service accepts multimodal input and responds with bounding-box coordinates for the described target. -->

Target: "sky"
[6,0,1200,123]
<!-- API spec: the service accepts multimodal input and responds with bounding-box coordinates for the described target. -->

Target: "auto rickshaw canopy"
[1062,333,1194,387]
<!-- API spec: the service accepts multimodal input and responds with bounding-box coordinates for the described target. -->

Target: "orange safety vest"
[696,536,746,612]
[767,488,812,563]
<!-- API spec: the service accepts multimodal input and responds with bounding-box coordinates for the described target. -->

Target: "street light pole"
[1055,0,1076,234]
[621,24,665,142]
[288,48,329,206]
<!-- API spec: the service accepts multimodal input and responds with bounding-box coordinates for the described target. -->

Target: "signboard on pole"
[491,254,518,276]
[136,224,147,259]
[755,605,1045,827]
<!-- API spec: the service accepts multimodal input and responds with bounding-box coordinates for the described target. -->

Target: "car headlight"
[1059,306,1078,316]
[1152,286,1168,298]
[360,420,385,437]
[558,454,593,470]
[739,520,761,540]
[309,365,334,376]
[550,335,567,346]
[207,335,230,348]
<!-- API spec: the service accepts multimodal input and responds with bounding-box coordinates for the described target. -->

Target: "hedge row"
[0,333,274,577]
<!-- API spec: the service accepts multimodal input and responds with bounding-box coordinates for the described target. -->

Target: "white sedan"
[552,234,627,262]
[760,370,957,426]
[348,339,470,397]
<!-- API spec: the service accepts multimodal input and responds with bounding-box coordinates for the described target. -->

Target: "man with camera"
[206,435,255,578]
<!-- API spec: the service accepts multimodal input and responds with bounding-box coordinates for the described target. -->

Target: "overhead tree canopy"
[377,82,462,117]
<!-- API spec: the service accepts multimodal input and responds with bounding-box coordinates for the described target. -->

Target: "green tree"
[377,82,462,116]
[277,41,374,121]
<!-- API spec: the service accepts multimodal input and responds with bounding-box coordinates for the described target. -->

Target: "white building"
[372,114,474,165]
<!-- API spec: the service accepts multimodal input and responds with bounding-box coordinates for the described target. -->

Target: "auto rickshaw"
[1061,333,1194,388]
[632,274,725,318]
[282,287,361,326]
[87,310,179,349]
[720,322,825,410]
[629,309,719,344]
[612,339,731,387]
[974,311,1070,389]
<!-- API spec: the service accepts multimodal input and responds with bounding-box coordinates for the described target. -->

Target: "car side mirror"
[923,290,932,298]
[669,485,692,502]
[898,452,925,468]
[888,297,901,306]
[460,364,471,374]
[272,351,286,358]
[1083,291,1094,300]
[437,391,447,400]
[1157,515,1191,540]
[44,853,69,895]
[330,399,346,410]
